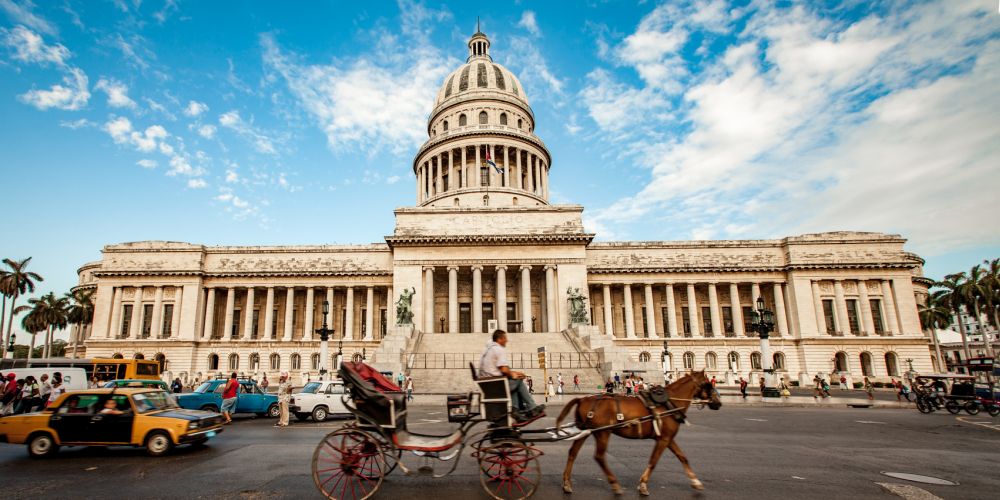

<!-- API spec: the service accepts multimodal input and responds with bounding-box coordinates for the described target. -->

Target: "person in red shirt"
[221,372,239,424]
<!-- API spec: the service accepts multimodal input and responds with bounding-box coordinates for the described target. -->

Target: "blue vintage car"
[175,379,279,418]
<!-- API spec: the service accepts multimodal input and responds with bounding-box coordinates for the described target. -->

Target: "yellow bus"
[12,358,161,382]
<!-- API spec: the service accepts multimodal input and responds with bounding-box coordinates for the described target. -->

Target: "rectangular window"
[121,305,133,338]
[701,306,713,337]
[141,304,153,338]
[742,306,754,335]
[870,300,885,334]
[621,307,627,334]
[480,167,491,186]
[342,310,347,339]
[161,304,174,338]
[251,309,260,339]
[846,299,860,335]
[272,309,279,339]
[822,300,836,334]
[682,307,691,336]
[640,308,648,336]
[722,306,734,336]
[361,308,367,335]
[232,310,241,338]
[661,307,671,337]
[442,173,449,191]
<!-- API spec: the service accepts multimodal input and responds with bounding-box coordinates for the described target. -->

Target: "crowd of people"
[0,371,67,415]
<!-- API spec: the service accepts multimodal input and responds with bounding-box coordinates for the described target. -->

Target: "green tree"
[0,268,9,354]
[936,273,971,362]
[919,290,952,371]
[16,304,47,361]
[959,264,995,358]
[1,257,44,359]
[17,292,68,360]
[66,288,95,359]
[981,258,1000,354]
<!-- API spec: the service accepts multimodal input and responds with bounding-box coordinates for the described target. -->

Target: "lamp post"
[315,300,335,380]
[661,339,671,383]
[749,296,781,398]
[6,333,15,359]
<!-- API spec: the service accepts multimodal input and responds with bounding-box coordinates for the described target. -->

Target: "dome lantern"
[468,20,491,62]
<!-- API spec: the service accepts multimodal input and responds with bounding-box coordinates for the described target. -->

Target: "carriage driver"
[479,330,546,422]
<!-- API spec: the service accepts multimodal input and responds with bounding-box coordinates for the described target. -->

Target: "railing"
[407,352,601,370]
[560,330,602,370]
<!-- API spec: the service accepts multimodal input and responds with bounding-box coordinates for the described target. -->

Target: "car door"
[88,394,135,444]
[326,383,347,415]
[237,382,262,413]
[49,394,102,443]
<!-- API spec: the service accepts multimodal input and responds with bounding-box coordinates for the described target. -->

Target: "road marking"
[855,420,886,424]
[427,411,442,415]
[744,418,768,422]
[791,476,805,480]
[956,416,1000,432]
[877,482,944,500]
[419,419,443,423]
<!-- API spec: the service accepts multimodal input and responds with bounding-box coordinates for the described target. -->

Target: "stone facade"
[73,31,935,388]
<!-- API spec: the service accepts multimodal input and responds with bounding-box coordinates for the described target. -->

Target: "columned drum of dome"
[414,30,552,208]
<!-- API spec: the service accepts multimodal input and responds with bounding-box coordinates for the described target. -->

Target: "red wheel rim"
[478,441,540,500]
[313,430,385,500]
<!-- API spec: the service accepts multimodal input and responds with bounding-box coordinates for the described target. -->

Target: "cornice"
[93,270,392,278]
[588,262,918,274]
[385,233,595,247]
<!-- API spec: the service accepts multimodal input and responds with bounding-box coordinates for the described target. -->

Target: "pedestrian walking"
[710,376,717,388]
[839,375,848,390]
[822,379,832,398]
[613,372,621,389]
[759,377,766,396]
[547,377,555,399]
[396,372,405,388]
[526,376,533,393]
[261,374,270,392]
[779,378,791,397]
[863,377,875,400]
[556,373,564,400]
[275,371,291,427]
[405,376,414,402]
[813,375,824,399]
[221,372,239,424]
[573,374,580,392]
[171,378,183,393]
[1,373,18,415]
[739,377,748,398]
[605,379,615,394]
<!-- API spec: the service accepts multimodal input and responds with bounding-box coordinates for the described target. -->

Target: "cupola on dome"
[433,31,529,109]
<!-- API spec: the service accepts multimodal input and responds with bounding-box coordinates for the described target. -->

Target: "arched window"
[860,352,874,376]
[249,353,260,371]
[442,120,449,131]
[705,352,718,370]
[750,352,762,370]
[459,114,467,126]
[517,119,523,129]
[154,353,166,372]
[291,353,301,370]
[133,353,145,360]
[499,113,507,125]
[311,353,320,370]
[270,353,281,370]
[482,194,489,206]
[682,352,695,370]
[884,352,899,376]
[352,353,364,363]
[229,353,239,371]
[209,353,219,371]
[728,351,740,371]
[453,197,460,207]
[112,353,124,359]
[834,351,848,372]
[638,351,651,363]
[479,111,488,124]
[512,197,518,206]
[773,352,786,370]
[431,128,436,137]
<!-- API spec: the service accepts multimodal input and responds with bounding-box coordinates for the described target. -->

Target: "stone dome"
[432,31,529,110]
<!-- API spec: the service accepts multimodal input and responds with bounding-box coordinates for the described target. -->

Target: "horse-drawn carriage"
[912,374,999,416]
[311,362,721,499]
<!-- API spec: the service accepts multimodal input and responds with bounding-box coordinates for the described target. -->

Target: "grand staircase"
[405,332,606,394]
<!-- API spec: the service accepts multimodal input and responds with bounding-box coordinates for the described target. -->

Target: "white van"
[1,367,88,392]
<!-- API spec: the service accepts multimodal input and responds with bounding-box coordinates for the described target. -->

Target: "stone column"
[857,280,875,335]
[545,265,557,332]
[202,287,215,340]
[386,285,394,328]
[423,267,435,333]
[129,287,143,338]
[730,283,744,336]
[623,284,636,338]
[243,287,256,339]
[435,157,442,194]
[603,284,614,337]
[834,280,850,334]
[263,287,275,340]
[475,146,481,187]
[664,284,678,337]
[345,286,355,339]
[109,287,123,338]
[706,283,721,338]
[440,152,448,192]
[448,267,459,333]
[527,155,535,193]
[472,265,483,333]
[502,147,509,188]
[325,287,335,332]
[461,147,467,188]
[514,148,521,189]
[416,164,422,203]
[282,287,294,341]
[170,287,182,338]
[520,266,533,333]
[303,287,314,341]
[222,287,235,341]
[881,280,899,334]
[364,286,374,340]
[811,280,826,334]
[644,284,658,338]
[151,286,164,338]
[686,283,700,337]
[773,283,789,336]
[751,282,761,306]
[497,266,508,330]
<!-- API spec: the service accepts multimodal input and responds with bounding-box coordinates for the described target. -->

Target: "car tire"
[295,412,311,422]
[145,431,174,457]
[27,432,59,459]
[267,403,281,418]
[312,406,329,422]
[200,404,219,413]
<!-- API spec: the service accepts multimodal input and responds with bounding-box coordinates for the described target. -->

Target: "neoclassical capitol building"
[74,31,935,390]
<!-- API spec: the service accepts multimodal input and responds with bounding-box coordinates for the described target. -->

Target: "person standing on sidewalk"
[863,377,875,400]
[759,377,766,396]
[573,374,580,392]
[405,375,414,402]
[275,371,291,427]
[221,372,239,424]
[739,377,748,398]
[779,378,791,398]
[840,375,848,390]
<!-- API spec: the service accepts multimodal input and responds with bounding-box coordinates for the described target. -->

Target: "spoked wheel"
[371,433,401,477]
[916,397,934,414]
[312,428,386,500]
[945,401,962,414]
[476,439,542,500]
[988,404,1000,417]
[964,401,981,415]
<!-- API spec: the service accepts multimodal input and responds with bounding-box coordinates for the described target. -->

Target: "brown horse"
[556,370,721,496]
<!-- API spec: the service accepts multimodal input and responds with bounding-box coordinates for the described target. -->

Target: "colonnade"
[106,285,183,339]
[810,278,900,336]
[416,143,548,203]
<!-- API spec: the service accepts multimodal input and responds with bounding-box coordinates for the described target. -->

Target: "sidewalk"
[401,392,915,409]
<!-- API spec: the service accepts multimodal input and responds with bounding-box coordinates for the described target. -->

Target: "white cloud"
[505,36,565,98]
[184,100,208,117]
[197,124,216,139]
[518,11,541,37]
[386,175,401,185]
[95,78,136,108]
[217,109,277,154]
[225,170,238,183]
[19,67,89,110]
[0,0,58,36]
[1,25,69,66]
[59,118,94,129]
[136,159,157,169]
[187,178,207,189]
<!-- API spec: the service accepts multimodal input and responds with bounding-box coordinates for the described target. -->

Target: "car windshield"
[132,391,178,413]
[300,382,322,394]
[194,382,214,394]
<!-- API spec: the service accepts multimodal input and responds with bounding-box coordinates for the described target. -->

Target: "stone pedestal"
[369,324,414,377]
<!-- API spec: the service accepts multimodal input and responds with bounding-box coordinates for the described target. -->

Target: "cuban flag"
[485,149,502,174]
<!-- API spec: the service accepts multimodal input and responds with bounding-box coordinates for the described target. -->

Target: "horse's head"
[690,370,722,410]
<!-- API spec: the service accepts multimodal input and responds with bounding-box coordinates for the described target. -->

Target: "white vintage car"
[289,380,350,422]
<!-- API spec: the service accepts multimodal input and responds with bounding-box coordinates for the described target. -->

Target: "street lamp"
[661,339,671,383]
[749,296,781,398]
[6,333,15,359]
[315,300,335,380]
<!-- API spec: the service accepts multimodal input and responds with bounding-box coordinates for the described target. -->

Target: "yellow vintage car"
[0,388,224,458]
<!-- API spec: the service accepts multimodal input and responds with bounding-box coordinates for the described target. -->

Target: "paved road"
[0,404,997,499]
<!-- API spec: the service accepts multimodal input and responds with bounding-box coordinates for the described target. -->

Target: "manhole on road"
[880,472,958,486]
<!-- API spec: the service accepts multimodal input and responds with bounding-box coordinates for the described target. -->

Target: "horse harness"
[583,387,687,437]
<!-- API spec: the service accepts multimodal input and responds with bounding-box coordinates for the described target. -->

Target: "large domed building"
[72,30,936,392]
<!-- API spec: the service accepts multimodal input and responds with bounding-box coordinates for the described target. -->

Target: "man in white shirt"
[479,330,544,421]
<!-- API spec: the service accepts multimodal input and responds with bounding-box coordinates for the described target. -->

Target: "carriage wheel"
[312,429,386,500]
[964,401,981,415]
[945,401,962,414]
[477,440,541,500]
[371,433,402,476]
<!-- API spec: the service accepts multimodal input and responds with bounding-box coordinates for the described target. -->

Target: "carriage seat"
[340,363,407,429]
[469,362,513,426]
[391,429,465,452]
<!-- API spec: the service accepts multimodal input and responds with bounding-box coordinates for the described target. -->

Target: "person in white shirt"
[48,379,66,406]
[479,330,544,421]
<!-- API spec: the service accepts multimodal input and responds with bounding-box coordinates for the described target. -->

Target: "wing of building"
[72,30,936,391]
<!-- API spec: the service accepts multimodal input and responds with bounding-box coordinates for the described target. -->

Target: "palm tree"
[959,264,995,358]
[18,292,69,359]
[936,273,971,362]
[1,257,44,359]
[66,288,95,359]
[0,268,10,355]
[919,290,952,372]
[981,258,1000,355]
[15,304,45,360]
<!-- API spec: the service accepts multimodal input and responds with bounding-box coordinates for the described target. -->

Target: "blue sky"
[1,0,998,340]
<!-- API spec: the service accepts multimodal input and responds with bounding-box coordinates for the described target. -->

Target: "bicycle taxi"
[912,373,978,414]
